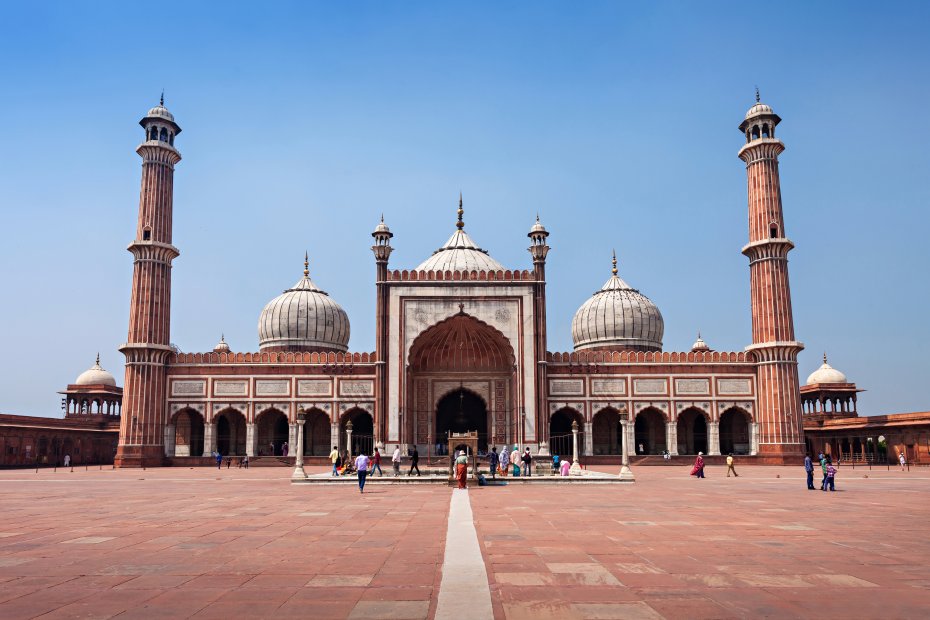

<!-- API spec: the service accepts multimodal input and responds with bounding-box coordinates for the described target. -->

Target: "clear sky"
[1,1,928,418]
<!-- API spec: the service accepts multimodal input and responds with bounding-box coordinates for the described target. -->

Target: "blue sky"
[1,1,928,417]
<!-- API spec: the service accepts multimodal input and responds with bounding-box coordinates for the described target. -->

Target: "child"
[824,459,837,492]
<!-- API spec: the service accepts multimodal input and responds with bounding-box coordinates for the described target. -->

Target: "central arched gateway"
[406,311,515,452]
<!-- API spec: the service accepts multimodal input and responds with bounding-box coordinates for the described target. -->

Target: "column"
[619,420,634,481]
[666,422,678,456]
[750,423,760,455]
[626,420,636,455]
[163,425,176,458]
[292,417,307,480]
[570,420,581,475]
[583,421,593,456]
[331,423,339,452]
[288,423,297,456]
[708,422,721,455]
[246,423,257,457]
[203,422,217,457]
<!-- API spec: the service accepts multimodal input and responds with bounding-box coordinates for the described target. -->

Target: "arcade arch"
[436,388,489,452]
[340,407,374,456]
[216,408,246,456]
[256,408,289,456]
[634,407,667,455]
[592,407,623,455]
[172,408,205,457]
[549,407,583,459]
[303,408,332,457]
[719,407,752,455]
[677,407,708,455]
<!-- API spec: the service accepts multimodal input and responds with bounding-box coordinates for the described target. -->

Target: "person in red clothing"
[371,448,384,476]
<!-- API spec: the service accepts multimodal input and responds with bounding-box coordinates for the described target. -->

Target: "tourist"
[824,457,837,492]
[820,453,829,490]
[638,443,644,455]
[552,454,560,474]
[408,445,421,476]
[489,447,499,480]
[804,452,815,490]
[899,452,907,471]
[691,452,705,478]
[371,448,383,476]
[560,458,571,476]
[663,449,671,461]
[726,453,738,477]
[329,446,340,476]
[63,454,71,468]
[341,450,354,475]
[282,442,289,457]
[392,445,402,477]
[511,445,521,476]
[226,456,231,468]
[521,447,533,477]
[242,454,249,469]
[455,450,468,489]
[498,445,509,476]
[269,442,274,456]
[355,451,370,493]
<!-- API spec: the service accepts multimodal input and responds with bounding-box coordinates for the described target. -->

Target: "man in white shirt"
[392,445,402,477]
[355,452,371,493]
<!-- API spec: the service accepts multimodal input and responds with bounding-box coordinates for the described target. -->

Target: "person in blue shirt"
[804,453,815,490]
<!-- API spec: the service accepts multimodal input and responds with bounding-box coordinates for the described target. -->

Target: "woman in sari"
[455,450,469,489]
[560,458,571,476]
[690,452,705,478]
[498,445,509,476]
[511,445,521,476]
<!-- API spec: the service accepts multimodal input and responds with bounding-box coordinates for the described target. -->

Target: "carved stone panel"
[549,379,584,396]
[591,379,626,396]
[256,380,289,396]
[339,380,374,396]
[214,381,248,396]
[675,379,709,395]
[298,380,332,396]
[172,380,205,396]
[633,379,667,395]
[717,378,752,395]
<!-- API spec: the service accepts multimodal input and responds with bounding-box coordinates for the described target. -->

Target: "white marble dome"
[75,355,117,386]
[415,197,505,272]
[806,354,848,385]
[572,254,664,352]
[146,103,176,123]
[213,335,231,353]
[258,258,350,352]
[744,102,774,119]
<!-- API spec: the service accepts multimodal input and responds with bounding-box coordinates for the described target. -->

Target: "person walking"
[282,442,289,457]
[214,451,223,469]
[408,446,421,476]
[824,457,837,492]
[489,447,499,480]
[521,448,533,477]
[455,450,468,489]
[690,452,705,478]
[899,452,907,471]
[511,445,521,476]
[804,453,815,489]
[498,445,509,477]
[820,453,829,490]
[355,452,371,493]
[726,453,738,477]
[371,448,384,476]
[269,442,275,456]
[329,446,340,476]
[392,445,402,477]
[242,454,249,469]
[63,454,71,468]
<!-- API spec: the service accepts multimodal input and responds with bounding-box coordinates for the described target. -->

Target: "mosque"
[4,95,926,469]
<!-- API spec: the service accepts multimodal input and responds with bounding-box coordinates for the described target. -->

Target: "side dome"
[414,195,505,272]
[75,354,117,386]
[258,255,350,352]
[806,354,847,385]
[572,252,664,352]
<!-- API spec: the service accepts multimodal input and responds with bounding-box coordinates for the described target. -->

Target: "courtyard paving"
[0,463,927,619]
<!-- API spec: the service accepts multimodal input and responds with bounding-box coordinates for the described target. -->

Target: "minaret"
[371,214,393,447]
[528,215,550,451]
[738,91,805,460]
[115,97,182,467]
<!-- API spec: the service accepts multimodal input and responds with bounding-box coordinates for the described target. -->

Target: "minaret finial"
[303,251,309,278]
[380,213,384,223]
[697,330,702,339]
[611,249,618,276]
[755,86,760,103]
[536,213,540,223]
[823,351,827,364]
[160,90,164,106]
[95,352,100,366]
[456,192,464,229]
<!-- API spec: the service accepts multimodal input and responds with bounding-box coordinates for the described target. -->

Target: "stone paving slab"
[0,465,928,618]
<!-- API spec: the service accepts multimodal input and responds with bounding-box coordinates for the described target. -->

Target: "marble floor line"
[435,489,494,619]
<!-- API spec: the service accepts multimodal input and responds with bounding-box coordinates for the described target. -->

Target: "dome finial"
[303,251,309,278]
[823,351,828,364]
[755,85,760,103]
[95,352,100,367]
[456,192,464,229]
[160,90,164,106]
[611,249,618,276]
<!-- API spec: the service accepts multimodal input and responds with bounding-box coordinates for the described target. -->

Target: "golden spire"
[303,251,309,278]
[456,192,464,229]
[611,249,618,276]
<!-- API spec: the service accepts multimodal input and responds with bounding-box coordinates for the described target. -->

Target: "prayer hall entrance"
[406,311,516,452]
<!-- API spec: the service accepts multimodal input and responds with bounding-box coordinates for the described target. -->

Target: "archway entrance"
[303,408,332,457]
[592,407,623,455]
[407,312,515,449]
[676,408,708,455]
[436,389,488,452]
[549,408,583,459]
[635,408,667,455]
[257,409,289,456]
[174,409,205,457]
[719,408,751,455]
[340,408,374,457]
[216,409,246,456]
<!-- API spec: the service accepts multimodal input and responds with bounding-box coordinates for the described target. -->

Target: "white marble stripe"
[435,489,493,620]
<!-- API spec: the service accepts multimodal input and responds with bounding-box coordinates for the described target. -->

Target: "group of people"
[212,452,249,469]
[805,452,838,491]
[690,452,739,478]
[330,444,423,492]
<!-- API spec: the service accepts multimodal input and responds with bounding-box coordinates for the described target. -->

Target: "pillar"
[203,422,217,457]
[246,423,257,457]
[666,421,678,456]
[708,421,721,455]
[164,424,176,458]
[583,421,593,456]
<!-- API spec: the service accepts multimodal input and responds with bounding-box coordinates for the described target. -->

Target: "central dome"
[572,252,664,352]
[258,255,350,352]
[806,354,848,385]
[415,196,505,272]
[75,354,117,386]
